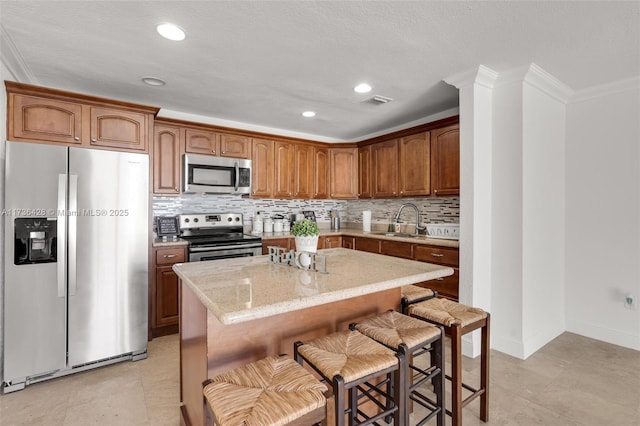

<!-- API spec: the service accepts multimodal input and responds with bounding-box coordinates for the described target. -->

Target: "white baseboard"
[566,319,640,351]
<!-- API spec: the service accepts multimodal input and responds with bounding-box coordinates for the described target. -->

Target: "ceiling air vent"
[364,95,393,105]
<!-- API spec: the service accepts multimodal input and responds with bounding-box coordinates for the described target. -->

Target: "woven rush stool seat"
[352,310,445,426]
[407,297,490,426]
[401,285,437,313]
[202,355,327,426]
[294,330,405,426]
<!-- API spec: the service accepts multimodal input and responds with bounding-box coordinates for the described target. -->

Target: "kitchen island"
[174,247,453,426]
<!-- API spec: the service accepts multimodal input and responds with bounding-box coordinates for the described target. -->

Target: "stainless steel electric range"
[178,213,262,262]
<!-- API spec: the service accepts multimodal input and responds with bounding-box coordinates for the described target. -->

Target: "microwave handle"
[234,161,239,192]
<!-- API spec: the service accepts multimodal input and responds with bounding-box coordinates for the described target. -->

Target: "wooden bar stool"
[202,355,327,426]
[401,285,437,313]
[351,310,445,426]
[407,297,490,426]
[294,330,405,426]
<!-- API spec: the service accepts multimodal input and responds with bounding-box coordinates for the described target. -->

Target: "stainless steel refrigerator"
[3,141,149,392]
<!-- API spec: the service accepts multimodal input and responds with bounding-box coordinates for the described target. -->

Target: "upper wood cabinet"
[358,146,372,198]
[430,124,460,196]
[294,144,314,199]
[185,128,218,154]
[6,82,157,152]
[399,132,430,196]
[9,95,83,144]
[372,139,399,198]
[219,133,251,159]
[274,141,295,198]
[329,147,358,199]
[89,106,148,151]
[153,124,182,194]
[251,138,275,197]
[313,147,329,199]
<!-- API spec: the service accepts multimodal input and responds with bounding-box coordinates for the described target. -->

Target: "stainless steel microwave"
[183,154,252,194]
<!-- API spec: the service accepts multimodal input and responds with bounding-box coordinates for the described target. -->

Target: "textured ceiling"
[1,1,638,142]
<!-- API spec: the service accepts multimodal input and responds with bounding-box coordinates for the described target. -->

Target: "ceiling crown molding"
[495,63,574,103]
[570,76,640,103]
[444,65,498,90]
[0,23,37,83]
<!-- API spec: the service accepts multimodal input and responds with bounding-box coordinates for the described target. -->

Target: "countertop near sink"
[259,227,459,248]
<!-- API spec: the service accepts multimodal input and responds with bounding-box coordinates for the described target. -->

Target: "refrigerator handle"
[57,174,67,298]
[68,174,78,296]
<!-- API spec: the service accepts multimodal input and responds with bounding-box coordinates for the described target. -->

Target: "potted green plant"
[291,218,320,260]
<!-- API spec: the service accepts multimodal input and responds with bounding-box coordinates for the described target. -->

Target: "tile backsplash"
[153,194,459,229]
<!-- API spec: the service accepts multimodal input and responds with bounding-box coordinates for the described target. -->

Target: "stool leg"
[434,328,445,426]
[395,352,406,426]
[480,315,490,422]
[451,325,463,426]
[334,376,345,426]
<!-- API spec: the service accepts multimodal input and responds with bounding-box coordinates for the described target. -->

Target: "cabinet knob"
[74,136,80,141]
[164,254,177,258]
[91,138,97,143]
[175,187,179,192]
[222,151,225,154]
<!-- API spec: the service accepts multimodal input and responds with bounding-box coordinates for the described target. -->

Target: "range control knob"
[228,217,233,222]
[235,217,240,221]
[194,218,199,223]
[184,218,190,223]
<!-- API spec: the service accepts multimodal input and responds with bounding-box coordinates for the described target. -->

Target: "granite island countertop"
[173,247,453,325]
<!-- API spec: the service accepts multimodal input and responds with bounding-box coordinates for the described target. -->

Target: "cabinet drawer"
[419,267,459,300]
[156,248,185,265]
[413,245,459,267]
[381,240,413,259]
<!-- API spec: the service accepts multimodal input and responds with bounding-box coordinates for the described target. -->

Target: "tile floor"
[1,332,638,425]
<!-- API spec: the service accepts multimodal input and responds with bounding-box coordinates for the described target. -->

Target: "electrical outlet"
[624,294,635,310]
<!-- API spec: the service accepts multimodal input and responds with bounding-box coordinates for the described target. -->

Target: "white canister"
[283,220,291,232]
[253,213,263,233]
[273,219,283,232]
[263,217,274,233]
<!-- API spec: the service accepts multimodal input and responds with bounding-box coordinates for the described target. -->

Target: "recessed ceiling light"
[156,23,186,41]
[354,83,372,93]
[302,111,316,118]
[141,77,166,86]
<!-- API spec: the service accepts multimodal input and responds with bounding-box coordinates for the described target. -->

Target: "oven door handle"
[189,243,262,252]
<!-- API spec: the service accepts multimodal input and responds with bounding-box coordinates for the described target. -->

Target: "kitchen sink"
[371,232,417,238]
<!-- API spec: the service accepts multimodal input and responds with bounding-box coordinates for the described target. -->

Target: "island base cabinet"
[179,282,400,426]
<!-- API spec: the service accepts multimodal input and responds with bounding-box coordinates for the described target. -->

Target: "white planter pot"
[294,235,319,268]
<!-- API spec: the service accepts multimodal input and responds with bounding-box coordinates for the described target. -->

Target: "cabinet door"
[89,106,148,151]
[329,148,358,199]
[185,128,218,155]
[294,144,314,199]
[430,124,460,196]
[399,132,430,196]
[420,268,459,300]
[372,139,399,198]
[342,237,355,249]
[10,94,83,144]
[155,266,179,328]
[274,141,295,198]
[251,138,274,197]
[358,146,372,198]
[153,124,182,194]
[313,147,329,199]
[320,236,342,249]
[354,237,381,254]
[219,133,251,159]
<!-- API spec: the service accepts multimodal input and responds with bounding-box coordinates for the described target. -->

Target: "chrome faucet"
[394,203,426,235]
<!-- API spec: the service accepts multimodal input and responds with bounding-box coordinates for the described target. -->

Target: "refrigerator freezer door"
[67,148,148,366]
[3,141,68,385]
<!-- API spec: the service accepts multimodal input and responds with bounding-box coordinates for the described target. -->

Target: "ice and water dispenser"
[14,218,57,265]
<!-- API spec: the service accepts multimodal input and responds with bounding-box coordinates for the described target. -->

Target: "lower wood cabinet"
[319,235,341,249]
[151,246,186,337]
[354,237,381,254]
[262,238,293,254]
